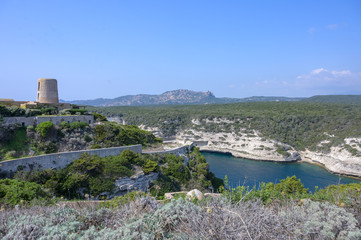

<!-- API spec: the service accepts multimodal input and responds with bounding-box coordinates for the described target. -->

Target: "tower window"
[38,82,40,91]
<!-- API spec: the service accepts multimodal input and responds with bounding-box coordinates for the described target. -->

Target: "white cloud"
[331,70,351,76]
[311,68,327,74]
[327,24,338,30]
[295,68,361,91]
[250,68,361,97]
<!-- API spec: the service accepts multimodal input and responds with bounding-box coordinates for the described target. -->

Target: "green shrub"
[0,179,50,206]
[25,109,42,116]
[275,175,308,195]
[92,112,107,122]
[41,108,58,115]
[58,121,70,129]
[142,159,159,174]
[98,191,146,208]
[84,134,92,142]
[120,149,142,165]
[90,144,102,149]
[36,121,54,138]
[34,141,58,154]
[69,121,88,129]
[59,109,88,115]
[7,106,26,117]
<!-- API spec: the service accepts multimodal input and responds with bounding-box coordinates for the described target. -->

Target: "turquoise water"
[202,152,361,191]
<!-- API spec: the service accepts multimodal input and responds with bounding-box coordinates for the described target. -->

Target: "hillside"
[88,102,361,150]
[62,89,305,106]
[0,119,161,161]
[89,101,361,177]
[304,95,361,104]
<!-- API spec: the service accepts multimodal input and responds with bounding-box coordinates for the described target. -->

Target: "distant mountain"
[61,90,306,106]
[303,95,361,104]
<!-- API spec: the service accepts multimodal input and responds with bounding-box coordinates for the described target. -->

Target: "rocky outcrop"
[110,171,159,198]
[57,126,94,152]
[285,152,301,162]
[186,189,203,201]
[174,127,296,162]
[301,145,361,178]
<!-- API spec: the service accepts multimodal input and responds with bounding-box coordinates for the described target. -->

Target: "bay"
[202,151,361,191]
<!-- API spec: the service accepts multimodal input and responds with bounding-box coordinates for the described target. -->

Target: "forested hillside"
[88,102,361,152]
[304,95,361,104]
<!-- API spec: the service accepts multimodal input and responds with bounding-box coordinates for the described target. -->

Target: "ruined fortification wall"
[0,145,142,177]
[1,115,94,127]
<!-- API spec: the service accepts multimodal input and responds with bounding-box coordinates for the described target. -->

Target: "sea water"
[202,151,361,191]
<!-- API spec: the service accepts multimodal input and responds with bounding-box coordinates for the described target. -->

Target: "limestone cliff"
[139,118,361,178]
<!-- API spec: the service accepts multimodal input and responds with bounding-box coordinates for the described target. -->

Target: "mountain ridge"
[61,89,305,106]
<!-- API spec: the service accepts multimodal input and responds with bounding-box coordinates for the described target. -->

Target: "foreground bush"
[0,179,51,207]
[0,196,360,239]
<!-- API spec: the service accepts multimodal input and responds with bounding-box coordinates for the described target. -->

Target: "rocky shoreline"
[141,127,361,179]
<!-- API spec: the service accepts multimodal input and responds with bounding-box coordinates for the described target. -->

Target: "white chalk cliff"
[140,118,361,178]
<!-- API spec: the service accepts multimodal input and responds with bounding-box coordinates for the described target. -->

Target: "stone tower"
[37,78,59,103]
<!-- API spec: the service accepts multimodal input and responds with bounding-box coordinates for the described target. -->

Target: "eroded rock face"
[285,152,301,162]
[110,171,159,198]
[58,127,94,152]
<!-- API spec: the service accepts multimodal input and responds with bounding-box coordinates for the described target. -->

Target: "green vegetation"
[150,148,223,199]
[0,105,88,120]
[88,102,361,151]
[98,191,146,208]
[92,112,108,122]
[1,179,361,239]
[0,121,159,161]
[304,95,361,104]
[69,121,89,129]
[0,105,59,118]
[0,105,26,117]
[0,127,28,159]
[143,159,159,174]
[15,152,136,199]
[12,148,222,200]
[59,109,88,115]
[93,122,161,148]
[0,179,52,207]
[35,121,54,138]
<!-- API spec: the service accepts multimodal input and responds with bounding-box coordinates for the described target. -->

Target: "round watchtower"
[37,78,59,103]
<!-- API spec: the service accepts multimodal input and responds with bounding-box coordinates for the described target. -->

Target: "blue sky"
[0,0,360,100]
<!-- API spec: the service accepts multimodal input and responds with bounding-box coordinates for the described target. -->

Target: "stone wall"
[143,144,192,156]
[0,145,142,177]
[143,144,194,165]
[1,115,94,127]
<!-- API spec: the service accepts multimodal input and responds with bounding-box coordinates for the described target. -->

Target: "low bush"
[1,196,360,239]
[0,179,51,207]
[92,112,107,122]
[142,159,159,174]
[98,191,147,209]
[59,109,88,115]
[35,121,54,138]
[69,121,88,129]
